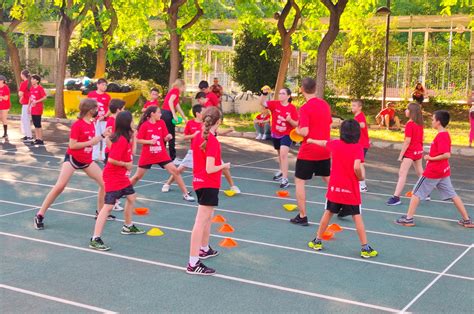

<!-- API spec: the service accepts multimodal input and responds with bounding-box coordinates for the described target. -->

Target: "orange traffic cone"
[218,224,235,233]
[211,215,226,223]
[219,238,238,248]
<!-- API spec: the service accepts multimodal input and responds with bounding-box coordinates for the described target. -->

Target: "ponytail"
[199,107,222,151]
[138,105,158,131]
[283,88,292,103]
[21,69,31,91]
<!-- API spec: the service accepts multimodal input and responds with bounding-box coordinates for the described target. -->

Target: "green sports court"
[1,121,473,313]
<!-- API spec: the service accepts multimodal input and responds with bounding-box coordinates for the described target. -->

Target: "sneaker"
[395,215,415,227]
[424,196,431,201]
[361,245,378,258]
[273,171,283,181]
[112,201,124,212]
[23,137,34,143]
[230,185,241,194]
[280,178,290,189]
[290,214,309,226]
[386,196,401,206]
[34,214,44,230]
[457,217,474,228]
[95,210,116,221]
[121,224,145,235]
[162,184,171,193]
[186,261,216,276]
[199,246,219,260]
[89,237,110,251]
[183,192,195,202]
[308,238,323,251]
[21,136,28,141]
[360,185,368,193]
[255,134,262,140]
[33,139,44,145]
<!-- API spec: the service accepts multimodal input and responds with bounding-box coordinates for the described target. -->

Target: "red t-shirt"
[266,100,298,137]
[354,112,370,149]
[298,98,332,161]
[256,113,270,127]
[423,131,451,179]
[205,92,220,107]
[0,85,11,110]
[326,140,364,205]
[19,80,29,105]
[87,91,111,119]
[66,119,95,164]
[103,136,133,192]
[192,132,222,190]
[162,88,180,111]
[137,119,170,166]
[29,85,46,115]
[379,108,395,120]
[404,121,424,160]
[184,119,202,149]
[105,116,116,154]
[144,99,160,109]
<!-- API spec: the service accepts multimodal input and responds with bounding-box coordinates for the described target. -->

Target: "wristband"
[101,134,105,139]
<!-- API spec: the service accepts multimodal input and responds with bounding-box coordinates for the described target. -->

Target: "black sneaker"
[33,139,44,145]
[95,210,116,221]
[290,214,309,226]
[280,178,290,189]
[34,214,44,230]
[21,136,28,141]
[199,246,219,260]
[23,137,34,143]
[273,171,283,181]
[186,261,216,276]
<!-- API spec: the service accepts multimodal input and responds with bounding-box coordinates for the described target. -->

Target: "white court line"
[0,284,116,313]
[400,245,473,313]
[0,176,471,248]
[0,232,401,313]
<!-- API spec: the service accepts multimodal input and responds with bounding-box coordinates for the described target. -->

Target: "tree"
[0,5,22,89]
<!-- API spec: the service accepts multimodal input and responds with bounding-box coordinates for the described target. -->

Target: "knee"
[128,194,137,202]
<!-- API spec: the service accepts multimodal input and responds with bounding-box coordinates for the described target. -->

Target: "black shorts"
[32,115,42,128]
[195,188,219,206]
[295,159,330,180]
[272,135,292,150]
[105,185,135,205]
[139,160,172,169]
[64,154,90,170]
[326,199,360,217]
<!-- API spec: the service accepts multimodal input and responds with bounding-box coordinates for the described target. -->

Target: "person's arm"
[306,139,327,147]
[217,127,235,136]
[205,156,230,174]
[107,157,134,170]
[286,114,298,127]
[131,131,137,155]
[296,126,308,137]
[167,94,178,119]
[136,138,156,145]
[183,130,200,141]
[354,159,365,181]
[175,104,187,122]
[18,91,24,99]
[424,152,451,161]
[398,137,411,161]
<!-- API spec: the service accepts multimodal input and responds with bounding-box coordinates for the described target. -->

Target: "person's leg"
[99,121,106,160]
[164,163,189,195]
[413,159,423,177]
[189,205,214,261]
[163,112,176,160]
[394,116,401,129]
[452,196,470,221]
[0,110,8,137]
[92,204,115,238]
[130,167,147,186]
[280,145,290,180]
[254,122,263,137]
[165,165,186,186]
[83,162,105,211]
[21,105,32,138]
[37,162,76,216]
[352,214,368,245]
[406,195,421,218]
[223,167,235,187]
[201,208,215,248]
[264,123,271,139]
[295,177,307,218]
[123,193,137,226]
[315,210,333,239]
[393,158,413,197]
[383,115,390,129]
[93,121,101,160]
[376,116,382,127]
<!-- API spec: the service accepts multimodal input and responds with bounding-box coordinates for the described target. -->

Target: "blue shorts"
[272,135,292,150]
[105,185,135,205]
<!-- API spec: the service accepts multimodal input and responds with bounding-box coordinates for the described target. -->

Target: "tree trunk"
[54,17,74,118]
[274,35,292,98]
[3,36,22,90]
[94,45,107,79]
[168,14,180,88]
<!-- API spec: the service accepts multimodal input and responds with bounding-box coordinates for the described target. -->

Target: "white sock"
[92,235,100,240]
[200,245,209,252]
[360,181,367,187]
[189,256,200,267]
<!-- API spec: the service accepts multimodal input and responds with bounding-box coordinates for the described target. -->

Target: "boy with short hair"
[352,99,370,192]
[376,102,400,130]
[142,88,160,112]
[396,110,473,228]
[88,78,111,160]
[198,80,220,107]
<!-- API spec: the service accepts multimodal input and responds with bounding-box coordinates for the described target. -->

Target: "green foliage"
[231,27,282,92]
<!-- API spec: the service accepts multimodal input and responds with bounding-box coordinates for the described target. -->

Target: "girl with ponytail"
[19,69,33,141]
[130,106,195,202]
[187,106,230,276]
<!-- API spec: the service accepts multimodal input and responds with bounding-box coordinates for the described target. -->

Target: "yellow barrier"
[63,90,142,113]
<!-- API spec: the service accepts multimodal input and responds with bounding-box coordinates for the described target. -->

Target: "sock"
[125,223,133,228]
[360,180,367,187]
[92,235,100,240]
[3,124,7,135]
[200,245,210,252]
[361,244,370,250]
[189,256,200,267]
[36,214,43,220]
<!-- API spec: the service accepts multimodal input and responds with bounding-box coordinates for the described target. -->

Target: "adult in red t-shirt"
[88,78,111,161]
[0,75,11,138]
[130,105,194,202]
[259,88,298,189]
[388,103,425,206]
[28,75,47,145]
[188,106,230,275]
[34,98,111,230]
[290,78,332,226]
[142,88,161,112]
[396,110,473,228]
[306,119,378,258]
[162,79,188,160]
[352,99,370,192]
[376,102,400,130]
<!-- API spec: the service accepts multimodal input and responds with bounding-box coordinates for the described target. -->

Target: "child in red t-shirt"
[28,74,47,145]
[142,87,160,112]
[198,80,220,107]
[253,108,271,140]
[0,75,11,138]
[130,106,195,202]
[34,99,112,230]
[187,107,230,276]
[376,102,401,130]
[352,100,370,192]
[396,111,473,228]
[307,119,378,258]
[90,111,144,251]
[387,103,424,206]
[88,78,111,161]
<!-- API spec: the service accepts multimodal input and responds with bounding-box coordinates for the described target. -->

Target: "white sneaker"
[183,192,195,202]
[360,185,368,193]
[162,184,171,193]
[112,201,124,212]
[230,185,241,194]
[255,134,262,140]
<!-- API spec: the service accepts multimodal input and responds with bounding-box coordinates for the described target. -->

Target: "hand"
[103,127,112,137]
[424,155,431,161]
[173,115,178,122]
[285,113,292,122]
[397,157,403,162]
[192,130,200,137]
[165,134,173,142]
[150,138,158,145]
[222,162,231,170]
[124,161,133,170]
